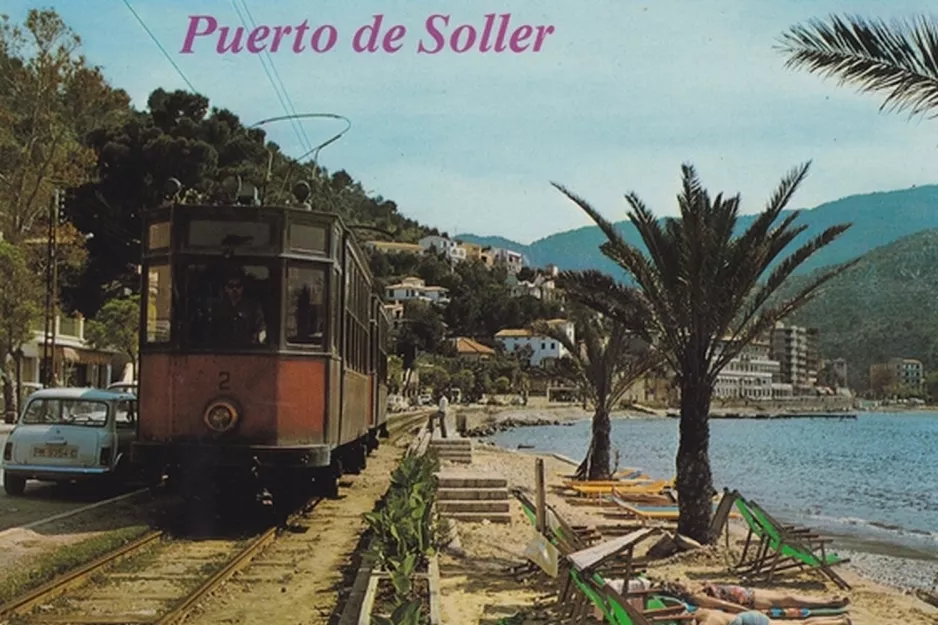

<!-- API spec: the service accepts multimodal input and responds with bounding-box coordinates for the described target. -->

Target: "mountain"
[458,185,938,278]
[780,228,938,390]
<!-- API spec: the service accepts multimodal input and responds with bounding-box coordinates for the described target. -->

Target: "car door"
[10,398,105,468]
[114,399,137,463]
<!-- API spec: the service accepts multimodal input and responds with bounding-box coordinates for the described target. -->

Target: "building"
[491,247,524,274]
[384,276,450,305]
[451,337,496,361]
[806,328,820,387]
[364,241,424,255]
[384,303,406,331]
[418,235,466,263]
[460,242,496,268]
[495,318,574,367]
[714,337,792,400]
[506,273,561,302]
[2,313,125,413]
[770,323,814,393]
[888,357,924,390]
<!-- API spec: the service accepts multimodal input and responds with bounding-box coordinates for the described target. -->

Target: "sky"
[8,1,938,243]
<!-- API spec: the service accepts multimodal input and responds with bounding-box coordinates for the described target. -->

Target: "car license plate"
[33,445,78,459]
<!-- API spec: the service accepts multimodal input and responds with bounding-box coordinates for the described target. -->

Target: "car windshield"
[21,398,109,427]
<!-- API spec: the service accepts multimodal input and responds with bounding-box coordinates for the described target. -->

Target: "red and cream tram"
[132,181,389,501]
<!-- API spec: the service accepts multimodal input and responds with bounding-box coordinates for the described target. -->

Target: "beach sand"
[436,408,938,625]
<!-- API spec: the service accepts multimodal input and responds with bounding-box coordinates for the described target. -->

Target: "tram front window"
[182,263,276,348]
[286,265,326,349]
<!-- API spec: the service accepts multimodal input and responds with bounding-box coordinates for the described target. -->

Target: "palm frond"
[778,14,938,118]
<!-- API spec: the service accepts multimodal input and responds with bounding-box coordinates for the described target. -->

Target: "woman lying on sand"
[693,608,852,625]
[658,580,850,612]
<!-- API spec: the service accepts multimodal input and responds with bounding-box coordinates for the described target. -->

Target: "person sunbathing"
[658,580,849,612]
[693,608,851,625]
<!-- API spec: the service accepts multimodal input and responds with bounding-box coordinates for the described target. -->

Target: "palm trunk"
[588,405,612,480]
[676,371,715,543]
[576,405,612,480]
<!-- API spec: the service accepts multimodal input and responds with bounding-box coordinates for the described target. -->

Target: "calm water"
[492,412,938,558]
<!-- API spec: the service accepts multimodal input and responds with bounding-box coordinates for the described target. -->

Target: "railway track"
[0,411,430,625]
[0,499,322,625]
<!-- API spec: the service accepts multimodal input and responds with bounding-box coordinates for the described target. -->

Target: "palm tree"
[533,303,660,481]
[551,162,858,543]
[778,15,938,119]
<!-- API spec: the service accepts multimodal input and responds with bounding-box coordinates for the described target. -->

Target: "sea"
[490,411,938,561]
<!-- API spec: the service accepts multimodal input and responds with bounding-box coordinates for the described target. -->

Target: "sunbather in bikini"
[659,580,849,612]
[693,608,851,625]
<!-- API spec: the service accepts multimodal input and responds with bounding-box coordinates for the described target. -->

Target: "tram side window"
[286,265,326,348]
[146,265,172,343]
[182,263,275,348]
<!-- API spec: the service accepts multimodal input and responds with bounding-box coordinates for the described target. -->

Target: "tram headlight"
[203,400,239,433]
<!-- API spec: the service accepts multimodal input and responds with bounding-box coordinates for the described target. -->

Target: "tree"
[0,9,128,244]
[778,15,938,119]
[0,241,42,420]
[551,163,857,542]
[83,295,140,378]
[534,305,658,481]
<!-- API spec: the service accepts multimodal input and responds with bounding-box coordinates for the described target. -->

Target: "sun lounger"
[733,494,851,589]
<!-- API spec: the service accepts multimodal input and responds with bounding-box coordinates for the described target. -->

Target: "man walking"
[436,392,449,438]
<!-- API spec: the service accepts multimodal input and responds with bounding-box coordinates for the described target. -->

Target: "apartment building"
[491,247,524,274]
[384,276,450,305]
[495,319,574,367]
[769,323,817,393]
[888,357,924,390]
[714,337,792,400]
[418,235,466,263]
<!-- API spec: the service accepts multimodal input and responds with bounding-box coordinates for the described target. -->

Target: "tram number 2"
[218,371,231,391]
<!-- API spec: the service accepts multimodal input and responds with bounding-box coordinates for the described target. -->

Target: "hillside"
[778,228,938,389]
[459,185,938,278]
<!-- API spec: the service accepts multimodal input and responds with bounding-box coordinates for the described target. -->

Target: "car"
[106,381,138,396]
[1,387,138,496]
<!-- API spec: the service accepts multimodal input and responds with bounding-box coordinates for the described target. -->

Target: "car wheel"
[4,475,26,496]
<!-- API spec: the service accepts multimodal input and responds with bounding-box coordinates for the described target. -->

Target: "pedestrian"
[436,392,449,438]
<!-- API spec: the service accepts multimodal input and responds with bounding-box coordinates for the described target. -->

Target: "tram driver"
[211,268,267,346]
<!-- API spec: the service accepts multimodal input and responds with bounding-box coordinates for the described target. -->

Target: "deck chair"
[733,495,851,589]
[598,579,696,625]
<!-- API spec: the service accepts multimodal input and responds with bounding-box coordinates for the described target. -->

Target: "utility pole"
[41,190,62,387]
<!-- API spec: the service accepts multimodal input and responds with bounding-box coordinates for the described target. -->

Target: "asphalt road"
[0,427,137,530]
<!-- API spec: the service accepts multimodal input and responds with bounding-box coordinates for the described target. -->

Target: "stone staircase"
[428,437,473,464]
[435,472,511,524]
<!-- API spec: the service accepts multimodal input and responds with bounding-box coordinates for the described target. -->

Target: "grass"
[0,524,153,605]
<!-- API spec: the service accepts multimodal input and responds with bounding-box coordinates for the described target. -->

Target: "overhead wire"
[230,0,311,155]
[237,0,313,155]
[118,0,198,93]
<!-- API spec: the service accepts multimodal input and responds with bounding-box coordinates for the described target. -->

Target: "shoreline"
[460,407,938,598]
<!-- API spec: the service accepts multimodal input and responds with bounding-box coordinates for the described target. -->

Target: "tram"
[131,179,389,502]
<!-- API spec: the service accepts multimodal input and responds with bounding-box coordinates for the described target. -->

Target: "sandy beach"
[435,407,938,625]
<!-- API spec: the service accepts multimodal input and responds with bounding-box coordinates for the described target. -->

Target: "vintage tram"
[131,180,389,503]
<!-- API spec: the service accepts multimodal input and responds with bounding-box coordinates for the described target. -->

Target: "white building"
[385,276,450,305]
[491,247,524,274]
[714,338,792,400]
[2,314,125,414]
[418,235,466,263]
[506,273,560,302]
[495,319,574,367]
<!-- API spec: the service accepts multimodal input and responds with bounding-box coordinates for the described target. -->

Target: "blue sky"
[9,1,938,243]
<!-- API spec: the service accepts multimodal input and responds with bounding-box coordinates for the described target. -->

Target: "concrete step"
[441,512,512,524]
[440,456,472,464]
[437,488,509,501]
[436,452,473,460]
[429,438,471,445]
[437,500,511,513]
[436,474,507,489]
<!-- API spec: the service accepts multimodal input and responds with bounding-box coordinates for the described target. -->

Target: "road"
[0,426,138,531]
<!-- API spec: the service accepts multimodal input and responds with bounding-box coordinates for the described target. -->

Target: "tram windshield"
[180,262,277,349]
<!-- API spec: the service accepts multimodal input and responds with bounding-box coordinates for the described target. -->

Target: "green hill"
[459,185,938,278]
[777,228,938,390]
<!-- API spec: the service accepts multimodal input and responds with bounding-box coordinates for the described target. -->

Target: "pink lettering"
[180,15,217,53]
[246,25,269,53]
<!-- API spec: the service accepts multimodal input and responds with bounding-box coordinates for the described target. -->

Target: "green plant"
[364,450,442,624]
